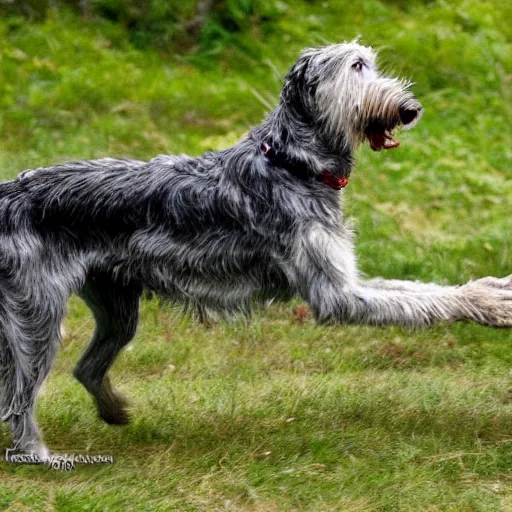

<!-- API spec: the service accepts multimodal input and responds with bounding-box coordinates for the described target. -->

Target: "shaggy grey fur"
[1,42,511,459]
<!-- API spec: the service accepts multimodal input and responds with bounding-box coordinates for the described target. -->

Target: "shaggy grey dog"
[1,41,511,459]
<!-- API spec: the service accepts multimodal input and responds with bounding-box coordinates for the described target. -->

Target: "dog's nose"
[399,105,422,126]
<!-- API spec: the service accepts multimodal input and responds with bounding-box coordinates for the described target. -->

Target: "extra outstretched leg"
[289,223,512,328]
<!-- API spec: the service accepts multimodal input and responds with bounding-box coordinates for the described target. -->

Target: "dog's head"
[280,42,423,152]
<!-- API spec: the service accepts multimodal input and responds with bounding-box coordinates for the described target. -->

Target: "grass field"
[1,1,512,510]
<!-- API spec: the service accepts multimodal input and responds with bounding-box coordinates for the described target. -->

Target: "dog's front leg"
[288,223,512,327]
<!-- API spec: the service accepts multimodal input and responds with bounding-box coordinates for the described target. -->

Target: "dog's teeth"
[383,133,400,149]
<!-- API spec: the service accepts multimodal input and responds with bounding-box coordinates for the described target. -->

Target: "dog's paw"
[15,440,51,461]
[471,275,512,291]
[460,278,512,327]
[97,392,130,425]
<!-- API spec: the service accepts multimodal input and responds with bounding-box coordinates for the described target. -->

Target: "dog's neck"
[251,105,354,180]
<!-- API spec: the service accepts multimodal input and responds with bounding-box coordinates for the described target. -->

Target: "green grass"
[1,1,512,510]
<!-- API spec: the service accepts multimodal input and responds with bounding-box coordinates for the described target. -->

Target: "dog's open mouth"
[365,106,422,152]
[366,128,400,151]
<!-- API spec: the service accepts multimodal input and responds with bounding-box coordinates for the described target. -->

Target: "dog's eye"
[352,61,363,72]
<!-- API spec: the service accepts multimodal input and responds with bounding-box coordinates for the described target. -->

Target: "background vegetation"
[0,0,511,510]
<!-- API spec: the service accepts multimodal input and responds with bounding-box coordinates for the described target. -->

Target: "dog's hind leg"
[1,301,65,459]
[74,273,142,425]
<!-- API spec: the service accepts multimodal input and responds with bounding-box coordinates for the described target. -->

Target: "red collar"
[261,141,348,190]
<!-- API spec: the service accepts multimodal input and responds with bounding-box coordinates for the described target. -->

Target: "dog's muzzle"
[366,100,423,152]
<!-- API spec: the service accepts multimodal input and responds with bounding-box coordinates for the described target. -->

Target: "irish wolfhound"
[1,42,511,459]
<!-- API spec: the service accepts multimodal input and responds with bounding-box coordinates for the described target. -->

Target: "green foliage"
[0,0,50,20]
[90,0,197,49]
[0,0,512,510]
[0,0,285,53]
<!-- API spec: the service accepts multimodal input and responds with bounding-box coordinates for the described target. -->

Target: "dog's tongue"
[368,131,400,151]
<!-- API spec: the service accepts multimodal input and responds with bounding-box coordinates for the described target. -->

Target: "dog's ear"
[280,49,319,121]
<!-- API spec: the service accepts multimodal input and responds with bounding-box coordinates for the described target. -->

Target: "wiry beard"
[360,79,419,127]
